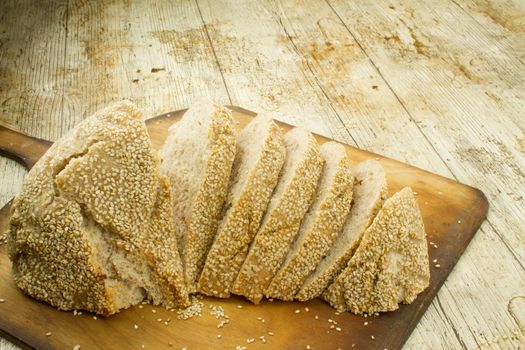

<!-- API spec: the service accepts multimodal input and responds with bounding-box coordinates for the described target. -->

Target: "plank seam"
[194,0,233,105]
[274,14,360,146]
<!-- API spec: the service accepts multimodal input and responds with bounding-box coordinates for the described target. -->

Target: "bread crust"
[296,159,387,301]
[232,129,323,303]
[265,142,353,301]
[198,115,286,298]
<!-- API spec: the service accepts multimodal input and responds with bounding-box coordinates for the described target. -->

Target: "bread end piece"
[324,187,430,314]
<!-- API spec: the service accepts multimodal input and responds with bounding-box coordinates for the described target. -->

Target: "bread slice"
[266,142,354,301]
[232,128,323,303]
[7,101,189,316]
[198,114,286,298]
[323,187,430,313]
[296,159,387,301]
[159,103,236,293]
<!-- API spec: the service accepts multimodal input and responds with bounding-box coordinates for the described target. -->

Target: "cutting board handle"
[0,124,52,171]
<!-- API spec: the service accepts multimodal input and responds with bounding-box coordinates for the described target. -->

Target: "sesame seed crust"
[160,103,236,293]
[232,128,323,303]
[266,142,354,301]
[7,101,189,316]
[323,187,430,314]
[296,160,387,301]
[198,115,286,298]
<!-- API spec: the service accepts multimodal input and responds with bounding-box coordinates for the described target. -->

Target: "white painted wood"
[1,0,524,348]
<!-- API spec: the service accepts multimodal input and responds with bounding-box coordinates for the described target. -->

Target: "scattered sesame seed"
[268,298,274,302]
[217,334,222,339]
[77,311,82,315]
[371,335,375,340]
[134,324,139,329]
[314,315,319,320]
[73,345,80,350]
[434,244,438,248]
[237,305,243,309]
[330,325,335,329]
[236,346,247,350]
[247,338,255,343]
[156,318,162,322]
[364,321,369,326]
[435,264,441,268]
[458,220,461,224]
[168,342,173,347]
[152,309,157,313]
[268,332,275,336]
[328,319,334,323]
[336,327,341,332]
[141,345,144,349]
[304,307,309,312]
[45,332,52,336]
[306,345,311,349]
[295,309,301,314]
[164,321,169,326]
[433,259,438,263]
[92,316,97,320]
[138,305,144,309]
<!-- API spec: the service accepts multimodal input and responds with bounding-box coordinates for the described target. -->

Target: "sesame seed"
[92,316,97,320]
[330,325,335,329]
[435,264,441,268]
[304,307,309,312]
[314,315,319,319]
[164,321,169,326]
[138,305,144,309]
[73,345,80,350]
[141,345,144,348]
[433,259,438,263]
[152,309,157,313]
[45,332,52,336]
[371,335,375,340]
[295,309,301,314]
[328,319,334,323]
[458,220,461,224]
[247,338,255,343]
[364,321,368,326]
[306,345,311,349]
[134,324,139,329]
[336,327,341,332]
[168,342,173,347]
[268,332,275,336]
[156,318,162,322]
[217,334,222,339]
[237,305,243,309]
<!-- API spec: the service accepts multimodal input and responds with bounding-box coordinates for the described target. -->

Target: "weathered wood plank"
[325,0,525,348]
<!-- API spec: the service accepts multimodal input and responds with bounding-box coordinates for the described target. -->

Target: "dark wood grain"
[0,107,488,350]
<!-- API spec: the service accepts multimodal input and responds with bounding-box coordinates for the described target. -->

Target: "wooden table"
[0,0,524,349]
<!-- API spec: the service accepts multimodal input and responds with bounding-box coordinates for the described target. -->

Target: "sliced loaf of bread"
[198,114,286,298]
[232,128,323,303]
[159,103,236,293]
[324,187,430,313]
[296,159,387,301]
[265,142,354,301]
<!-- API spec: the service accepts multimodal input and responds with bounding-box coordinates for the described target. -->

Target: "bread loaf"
[7,101,189,316]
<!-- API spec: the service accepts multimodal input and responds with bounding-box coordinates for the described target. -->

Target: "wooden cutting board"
[0,106,488,350]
